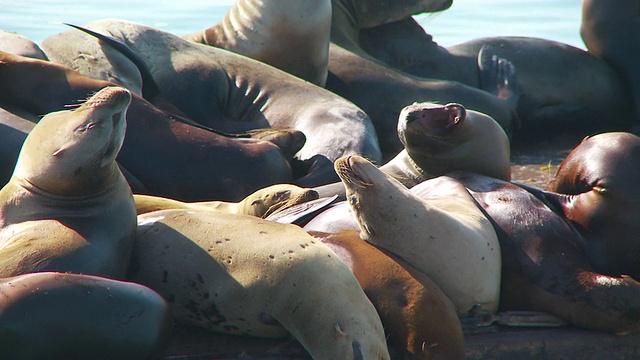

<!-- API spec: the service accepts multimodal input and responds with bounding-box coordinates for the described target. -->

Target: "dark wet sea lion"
[0,50,295,201]
[333,155,501,315]
[447,171,640,334]
[309,230,465,360]
[581,0,640,123]
[41,19,383,163]
[131,209,391,359]
[0,86,136,278]
[359,17,635,137]
[545,132,640,280]
[0,272,171,360]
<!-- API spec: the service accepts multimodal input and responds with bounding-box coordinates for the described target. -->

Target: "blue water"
[0,0,584,49]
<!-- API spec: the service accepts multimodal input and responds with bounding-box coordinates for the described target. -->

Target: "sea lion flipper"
[265,195,339,226]
[478,44,520,112]
[64,23,161,101]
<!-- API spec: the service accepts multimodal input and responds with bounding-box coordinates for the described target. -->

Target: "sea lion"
[183,0,331,86]
[333,155,502,315]
[448,171,640,334]
[0,86,136,278]
[41,20,383,163]
[0,271,171,360]
[0,29,48,60]
[312,101,511,199]
[581,0,640,124]
[309,230,465,360]
[0,51,296,201]
[381,101,510,186]
[134,183,319,217]
[359,17,635,137]
[545,132,640,281]
[326,0,518,159]
[130,209,391,360]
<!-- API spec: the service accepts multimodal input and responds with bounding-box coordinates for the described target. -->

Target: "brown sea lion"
[359,17,635,137]
[41,20,383,163]
[581,0,640,124]
[184,0,331,86]
[309,230,465,360]
[0,50,295,201]
[0,86,136,278]
[130,209,391,359]
[447,171,640,334]
[0,272,171,360]
[333,155,502,315]
[545,132,640,281]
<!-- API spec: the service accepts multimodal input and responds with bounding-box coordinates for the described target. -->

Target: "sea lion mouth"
[407,102,465,128]
[334,155,373,188]
[399,103,467,150]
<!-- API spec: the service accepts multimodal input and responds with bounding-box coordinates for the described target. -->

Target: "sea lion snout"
[335,155,374,189]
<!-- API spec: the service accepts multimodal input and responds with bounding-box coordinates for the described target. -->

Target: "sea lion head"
[335,155,412,240]
[398,102,511,181]
[343,0,453,28]
[548,132,640,279]
[13,86,131,196]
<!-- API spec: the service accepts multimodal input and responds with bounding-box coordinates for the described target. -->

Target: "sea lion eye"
[75,122,96,133]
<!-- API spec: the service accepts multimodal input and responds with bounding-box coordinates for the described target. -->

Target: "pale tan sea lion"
[130,209,391,360]
[313,101,510,199]
[41,19,383,163]
[334,155,501,315]
[0,86,136,278]
[134,183,319,217]
[0,271,171,360]
[380,102,510,187]
[184,0,331,86]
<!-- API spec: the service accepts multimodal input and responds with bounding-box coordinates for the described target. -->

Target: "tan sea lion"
[134,183,319,217]
[130,209,391,360]
[309,230,465,360]
[184,0,331,86]
[359,16,635,137]
[41,20,383,163]
[334,155,502,314]
[313,101,510,200]
[0,86,136,278]
[0,271,171,360]
[581,0,640,125]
